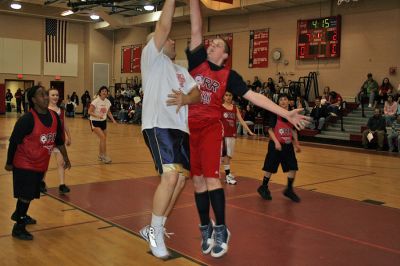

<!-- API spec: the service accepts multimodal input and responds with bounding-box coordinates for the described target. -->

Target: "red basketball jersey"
[221,105,237,137]
[189,61,230,128]
[13,110,58,172]
[274,116,293,144]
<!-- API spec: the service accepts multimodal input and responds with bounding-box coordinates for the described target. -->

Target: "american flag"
[45,18,67,63]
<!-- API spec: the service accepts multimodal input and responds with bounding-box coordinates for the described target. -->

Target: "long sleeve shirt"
[384,102,398,116]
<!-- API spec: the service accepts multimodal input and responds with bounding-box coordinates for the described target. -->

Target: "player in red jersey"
[188,0,310,258]
[5,85,71,240]
[257,94,302,202]
[221,91,255,185]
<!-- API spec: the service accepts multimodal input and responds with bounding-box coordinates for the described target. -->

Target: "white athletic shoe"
[140,224,174,242]
[140,225,150,242]
[225,174,237,185]
[148,226,170,259]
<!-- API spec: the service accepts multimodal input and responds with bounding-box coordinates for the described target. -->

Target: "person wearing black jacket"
[310,98,328,133]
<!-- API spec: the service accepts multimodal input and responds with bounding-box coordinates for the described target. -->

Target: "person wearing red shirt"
[5,85,71,240]
[188,0,310,258]
[257,94,302,202]
[221,91,255,185]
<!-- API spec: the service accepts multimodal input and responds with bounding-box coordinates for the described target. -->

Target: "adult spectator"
[15,89,23,114]
[362,108,386,150]
[252,76,262,91]
[81,90,91,118]
[309,98,328,133]
[383,95,397,126]
[6,89,13,112]
[388,115,400,153]
[277,76,287,93]
[70,92,79,107]
[359,73,379,108]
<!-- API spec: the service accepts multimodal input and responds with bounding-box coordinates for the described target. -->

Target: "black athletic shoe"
[59,184,71,194]
[11,213,37,225]
[40,181,47,193]
[257,185,272,200]
[283,189,301,203]
[12,223,33,240]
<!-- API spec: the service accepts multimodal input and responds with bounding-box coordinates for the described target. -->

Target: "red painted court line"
[228,203,400,255]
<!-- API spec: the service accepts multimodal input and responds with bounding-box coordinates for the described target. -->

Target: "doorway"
[4,79,34,113]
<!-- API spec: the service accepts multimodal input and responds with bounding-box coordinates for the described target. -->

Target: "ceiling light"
[90,14,100,20]
[10,2,22,10]
[144,5,155,11]
[61,10,74,16]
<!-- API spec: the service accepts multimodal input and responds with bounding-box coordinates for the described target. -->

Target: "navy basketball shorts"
[262,141,298,173]
[143,128,190,177]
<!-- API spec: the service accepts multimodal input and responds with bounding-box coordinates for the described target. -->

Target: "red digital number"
[300,46,305,56]
[306,33,311,41]
[333,31,337,41]
[331,44,337,55]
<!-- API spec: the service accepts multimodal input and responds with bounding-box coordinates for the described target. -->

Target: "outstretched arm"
[153,0,176,51]
[189,0,203,50]
[243,90,310,130]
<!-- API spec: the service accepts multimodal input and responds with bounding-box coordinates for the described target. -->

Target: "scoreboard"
[296,15,341,60]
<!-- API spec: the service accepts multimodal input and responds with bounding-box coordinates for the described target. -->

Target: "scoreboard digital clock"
[296,15,341,60]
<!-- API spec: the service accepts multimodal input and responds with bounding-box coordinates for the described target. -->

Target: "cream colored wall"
[0,13,87,99]
[84,24,113,95]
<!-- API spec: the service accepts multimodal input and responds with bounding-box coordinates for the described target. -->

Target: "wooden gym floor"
[0,115,399,265]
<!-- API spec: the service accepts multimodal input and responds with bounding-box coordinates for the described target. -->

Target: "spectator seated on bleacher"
[362,108,386,151]
[383,95,398,126]
[295,96,309,115]
[388,115,400,153]
[377,77,394,106]
[359,73,379,108]
[326,91,344,117]
[308,98,328,133]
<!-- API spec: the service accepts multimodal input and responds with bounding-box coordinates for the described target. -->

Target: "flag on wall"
[45,18,67,63]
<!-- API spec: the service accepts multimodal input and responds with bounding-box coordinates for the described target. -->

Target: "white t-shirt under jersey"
[141,38,197,133]
[90,97,111,121]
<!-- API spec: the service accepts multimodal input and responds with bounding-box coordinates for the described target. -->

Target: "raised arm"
[189,0,203,50]
[243,90,310,130]
[153,0,176,51]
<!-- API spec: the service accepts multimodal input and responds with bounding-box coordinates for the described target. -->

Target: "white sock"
[151,213,163,227]
[224,165,230,171]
